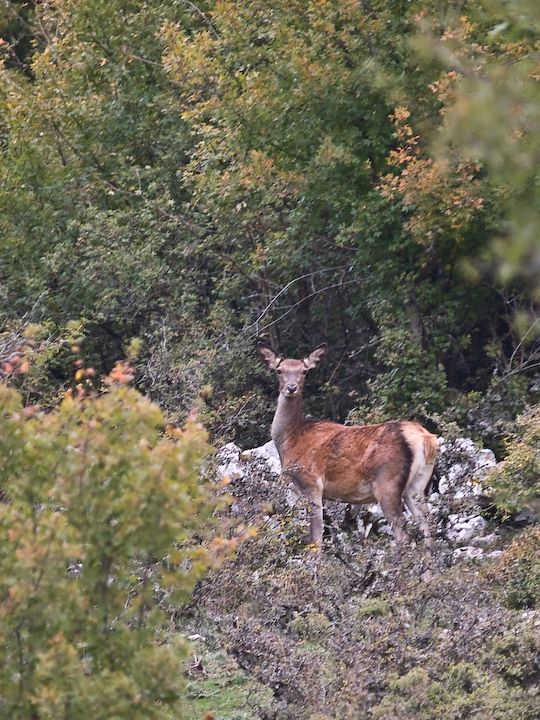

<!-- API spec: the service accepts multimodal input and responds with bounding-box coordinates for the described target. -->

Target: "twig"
[253,278,359,338]
[181,0,219,39]
[507,315,540,371]
[247,266,352,331]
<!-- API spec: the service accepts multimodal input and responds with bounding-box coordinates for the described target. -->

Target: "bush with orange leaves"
[378,105,488,266]
[0,376,216,719]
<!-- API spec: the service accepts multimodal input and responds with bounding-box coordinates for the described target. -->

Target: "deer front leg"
[284,468,324,549]
[308,494,324,546]
[302,479,324,550]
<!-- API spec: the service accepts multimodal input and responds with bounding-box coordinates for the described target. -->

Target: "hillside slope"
[180,441,540,719]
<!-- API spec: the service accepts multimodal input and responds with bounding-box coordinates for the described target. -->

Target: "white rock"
[448,515,487,545]
[469,533,498,548]
[285,487,301,507]
[357,518,374,540]
[241,440,282,475]
[453,546,485,560]
[366,503,385,520]
[216,442,245,481]
[437,438,496,501]
[476,448,496,470]
[438,475,451,494]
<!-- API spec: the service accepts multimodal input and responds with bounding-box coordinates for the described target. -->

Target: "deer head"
[257,343,328,399]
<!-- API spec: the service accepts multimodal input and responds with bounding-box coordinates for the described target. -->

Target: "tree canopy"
[0,0,538,441]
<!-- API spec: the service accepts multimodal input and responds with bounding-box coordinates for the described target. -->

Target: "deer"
[258,342,438,549]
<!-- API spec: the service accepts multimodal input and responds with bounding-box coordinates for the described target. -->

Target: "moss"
[354,598,390,619]
[290,611,332,639]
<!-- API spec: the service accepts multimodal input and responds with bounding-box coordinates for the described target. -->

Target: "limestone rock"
[216,442,245,482]
[241,440,282,475]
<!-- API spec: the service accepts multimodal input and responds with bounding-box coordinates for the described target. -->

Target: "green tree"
[488,405,540,515]
[1,0,536,443]
[162,0,504,425]
[426,0,540,290]
[0,378,212,718]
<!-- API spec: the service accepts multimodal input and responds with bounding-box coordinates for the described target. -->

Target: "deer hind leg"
[403,491,432,544]
[372,478,408,544]
[404,462,436,544]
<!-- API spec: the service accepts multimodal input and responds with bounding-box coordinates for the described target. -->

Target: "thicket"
[0,377,212,718]
[489,406,540,515]
[1,0,538,448]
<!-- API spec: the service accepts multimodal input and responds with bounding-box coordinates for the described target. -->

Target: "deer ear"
[303,343,328,370]
[257,343,281,370]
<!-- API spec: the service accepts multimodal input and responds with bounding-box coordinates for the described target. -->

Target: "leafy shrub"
[0,320,87,407]
[354,598,389,619]
[486,631,540,687]
[0,380,213,719]
[373,661,540,720]
[349,326,449,424]
[488,405,540,515]
[489,527,540,609]
[289,611,332,640]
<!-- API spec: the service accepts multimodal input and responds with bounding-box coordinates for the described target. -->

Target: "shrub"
[354,598,389,619]
[0,379,213,719]
[489,527,540,609]
[488,405,540,515]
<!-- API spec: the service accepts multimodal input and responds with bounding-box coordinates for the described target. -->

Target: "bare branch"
[247,266,352,330]
[251,277,360,338]
[507,315,540,371]
[180,0,219,39]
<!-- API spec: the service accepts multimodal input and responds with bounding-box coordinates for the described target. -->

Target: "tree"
[0,376,212,718]
[425,0,540,291]
[1,0,537,443]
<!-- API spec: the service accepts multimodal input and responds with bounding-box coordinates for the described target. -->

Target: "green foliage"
[354,598,389,619]
[184,642,271,720]
[486,631,540,686]
[488,406,540,514]
[0,319,90,407]
[290,611,332,640]
[0,381,212,718]
[372,660,540,720]
[429,0,540,291]
[489,527,540,609]
[349,326,449,423]
[0,0,538,442]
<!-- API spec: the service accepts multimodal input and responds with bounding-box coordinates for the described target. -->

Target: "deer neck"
[271,393,305,459]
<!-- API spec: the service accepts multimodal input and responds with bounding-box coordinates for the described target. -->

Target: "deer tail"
[424,434,438,466]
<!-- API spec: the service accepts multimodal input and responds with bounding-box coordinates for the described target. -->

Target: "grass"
[182,643,272,720]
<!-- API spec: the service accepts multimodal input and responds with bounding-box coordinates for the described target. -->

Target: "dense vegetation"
[1,1,539,718]
[1,0,538,444]
[0,371,214,718]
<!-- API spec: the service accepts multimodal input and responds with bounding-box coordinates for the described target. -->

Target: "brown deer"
[258,343,438,548]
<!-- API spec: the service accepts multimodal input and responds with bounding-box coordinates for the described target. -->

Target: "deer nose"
[286,383,298,394]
